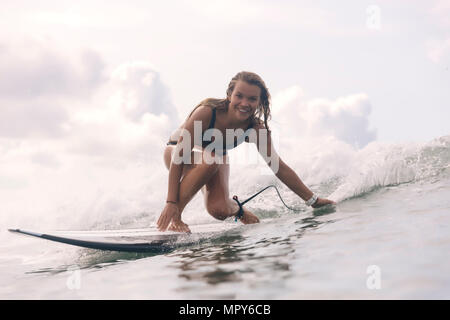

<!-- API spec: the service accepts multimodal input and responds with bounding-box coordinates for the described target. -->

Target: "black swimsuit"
[166,108,254,155]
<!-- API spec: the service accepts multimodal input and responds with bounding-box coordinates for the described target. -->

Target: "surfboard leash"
[232,184,302,222]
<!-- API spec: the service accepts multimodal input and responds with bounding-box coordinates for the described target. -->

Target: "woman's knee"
[198,161,220,177]
[206,204,233,221]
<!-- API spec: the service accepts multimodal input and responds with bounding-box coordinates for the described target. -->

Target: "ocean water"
[0,135,449,299]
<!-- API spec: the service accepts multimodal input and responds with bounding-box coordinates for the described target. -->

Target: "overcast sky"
[1,0,448,144]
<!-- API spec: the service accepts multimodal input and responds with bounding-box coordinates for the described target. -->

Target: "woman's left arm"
[253,124,335,208]
[275,158,313,201]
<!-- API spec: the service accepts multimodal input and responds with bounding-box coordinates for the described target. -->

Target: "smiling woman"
[158,71,335,233]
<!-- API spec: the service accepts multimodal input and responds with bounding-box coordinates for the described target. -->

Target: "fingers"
[159,217,191,233]
[177,222,190,233]
[157,218,169,231]
[312,198,336,208]
[157,204,181,231]
[168,221,191,233]
[157,212,171,231]
[157,215,165,231]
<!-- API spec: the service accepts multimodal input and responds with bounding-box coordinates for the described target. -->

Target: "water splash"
[328,135,450,202]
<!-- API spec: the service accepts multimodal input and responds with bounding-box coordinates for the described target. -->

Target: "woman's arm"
[166,162,183,202]
[158,106,213,232]
[275,161,335,208]
[166,105,213,203]
[253,123,335,207]
[274,158,314,201]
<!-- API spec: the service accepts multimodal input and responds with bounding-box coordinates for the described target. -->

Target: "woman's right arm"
[166,105,212,203]
[166,161,183,203]
[157,105,213,232]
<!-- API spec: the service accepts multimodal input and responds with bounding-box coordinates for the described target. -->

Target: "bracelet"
[166,200,177,205]
[305,194,318,206]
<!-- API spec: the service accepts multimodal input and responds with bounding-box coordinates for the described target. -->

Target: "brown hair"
[187,71,271,130]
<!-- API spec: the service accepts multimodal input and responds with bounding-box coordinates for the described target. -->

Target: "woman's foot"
[239,208,260,224]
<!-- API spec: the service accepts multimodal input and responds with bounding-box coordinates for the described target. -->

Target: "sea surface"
[1,135,449,299]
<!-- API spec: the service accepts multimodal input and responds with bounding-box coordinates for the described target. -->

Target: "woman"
[158,71,335,233]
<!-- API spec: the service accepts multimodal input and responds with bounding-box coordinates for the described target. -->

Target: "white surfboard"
[8,222,242,252]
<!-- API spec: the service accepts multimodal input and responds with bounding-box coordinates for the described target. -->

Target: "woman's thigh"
[164,145,231,211]
[164,145,197,177]
[201,157,232,212]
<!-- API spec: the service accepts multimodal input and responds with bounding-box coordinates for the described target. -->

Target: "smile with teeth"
[238,107,250,113]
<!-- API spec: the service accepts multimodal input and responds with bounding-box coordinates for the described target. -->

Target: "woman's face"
[229,80,261,122]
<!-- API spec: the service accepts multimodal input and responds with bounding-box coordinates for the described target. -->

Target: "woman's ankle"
[240,209,260,224]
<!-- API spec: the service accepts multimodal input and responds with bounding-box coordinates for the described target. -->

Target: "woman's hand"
[168,218,191,233]
[157,203,180,231]
[157,203,191,233]
[311,197,336,208]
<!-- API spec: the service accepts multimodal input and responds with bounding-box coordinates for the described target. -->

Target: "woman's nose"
[240,99,250,106]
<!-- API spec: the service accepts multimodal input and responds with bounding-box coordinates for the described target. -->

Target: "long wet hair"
[186,71,272,130]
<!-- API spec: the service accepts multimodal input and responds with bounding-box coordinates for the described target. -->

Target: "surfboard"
[8,222,242,253]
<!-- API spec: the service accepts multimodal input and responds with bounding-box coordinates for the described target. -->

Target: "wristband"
[166,200,177,205]
[305,194,318,206]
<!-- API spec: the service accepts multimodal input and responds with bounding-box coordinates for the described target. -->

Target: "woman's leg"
[163,146,258,225]
[164,146,219,216]
[201,156,260,224]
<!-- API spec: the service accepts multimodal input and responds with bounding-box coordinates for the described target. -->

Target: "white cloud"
[59,60,179,161]
[425,1,450,64]
[0,42,107,139]
[272,86,376,149]
[426,37,450,64]
[430,0,450,28]
[109,61,179,122]
[0,43,105,99]
[0,38,178,157]
[19,3,153,29]
[0,100,68,138]
[187,0,365,36]
[0,40,178,175]
[0,48,181,228]
[30,151,61,168]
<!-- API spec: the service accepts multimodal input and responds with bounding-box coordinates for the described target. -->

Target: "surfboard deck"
[8,222,242,253]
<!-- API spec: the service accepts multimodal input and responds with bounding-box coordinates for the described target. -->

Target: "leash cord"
[232,184,302,221]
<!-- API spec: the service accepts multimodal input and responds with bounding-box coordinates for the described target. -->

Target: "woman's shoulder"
[187,104,214,121]
[176,105,213,134]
